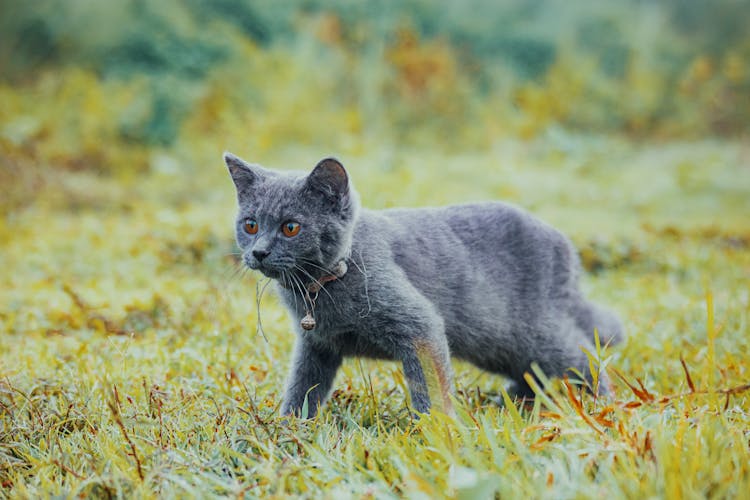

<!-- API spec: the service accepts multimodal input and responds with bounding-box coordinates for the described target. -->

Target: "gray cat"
[225,153,624,417]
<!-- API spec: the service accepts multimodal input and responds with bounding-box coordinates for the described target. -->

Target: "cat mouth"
[242,253,287,279]
[249,261,291,280]
[257,267,283,279]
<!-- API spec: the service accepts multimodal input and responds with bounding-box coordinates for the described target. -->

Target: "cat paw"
[493,381,536,408]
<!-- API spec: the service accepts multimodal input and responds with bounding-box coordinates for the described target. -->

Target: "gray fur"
[225,152,624,417]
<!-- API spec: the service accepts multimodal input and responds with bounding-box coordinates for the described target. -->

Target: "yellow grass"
[2,136,749,497]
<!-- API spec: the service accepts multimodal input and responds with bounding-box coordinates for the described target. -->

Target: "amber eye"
[243,218,258,235]
[282,221,300,237]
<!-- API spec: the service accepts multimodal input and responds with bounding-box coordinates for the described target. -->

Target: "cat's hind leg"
[572,298,625,346]
[503,380,536,403]
[509,315,612,398]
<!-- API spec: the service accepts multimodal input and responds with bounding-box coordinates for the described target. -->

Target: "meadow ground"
[1,136,749,498]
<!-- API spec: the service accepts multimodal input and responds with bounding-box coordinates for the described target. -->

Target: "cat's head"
[224,152,360,280]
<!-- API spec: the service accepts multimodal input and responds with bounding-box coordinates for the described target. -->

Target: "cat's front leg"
[372,281,455,415]
[280,337,342,418]
[401,335,454,415]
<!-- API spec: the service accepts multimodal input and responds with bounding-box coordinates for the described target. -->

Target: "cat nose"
[252,249,270,262]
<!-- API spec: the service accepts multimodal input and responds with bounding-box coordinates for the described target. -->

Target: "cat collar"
[300,260,348,331]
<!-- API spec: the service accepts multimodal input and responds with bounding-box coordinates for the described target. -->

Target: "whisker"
[349,251,371,317]
[220,260,245,284]
[240,266,251,283]
[254,278,271,343]
[347,249,369,278]
[289,272,309,316]
[300,256,358,293]
[298,258,352,292]
[294,264,336,305]
[297,258,333,274]
[282,270,299,314]
[221,254,243,282]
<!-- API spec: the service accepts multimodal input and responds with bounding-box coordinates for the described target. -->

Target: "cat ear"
[224,152,262,194]
[306,157,349,202]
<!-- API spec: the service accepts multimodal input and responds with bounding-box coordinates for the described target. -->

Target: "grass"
[1,135,749,498]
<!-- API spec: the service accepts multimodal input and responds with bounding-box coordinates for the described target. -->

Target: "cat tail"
[574,300,625,347]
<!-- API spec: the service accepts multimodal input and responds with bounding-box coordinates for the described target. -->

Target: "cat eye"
[282,221,301,237]
[243,218,258,235]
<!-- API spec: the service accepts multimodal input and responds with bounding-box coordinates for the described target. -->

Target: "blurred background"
[2,0,749,205]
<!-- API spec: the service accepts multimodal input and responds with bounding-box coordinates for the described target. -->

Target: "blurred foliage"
[1,0,749,187]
